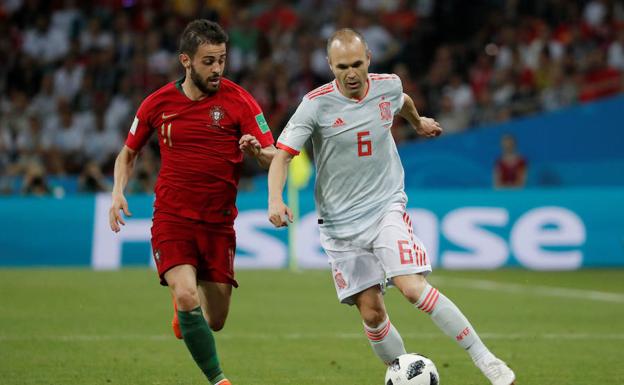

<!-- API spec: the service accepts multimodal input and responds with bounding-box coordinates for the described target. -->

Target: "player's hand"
[109,193,132,232]
[239,134,262,157]
[416,117,442,138]
[268,199,294,227]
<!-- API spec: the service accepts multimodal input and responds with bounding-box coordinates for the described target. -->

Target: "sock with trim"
[178,306,226,384]
[363,315,407,364]
[415,284,488,361]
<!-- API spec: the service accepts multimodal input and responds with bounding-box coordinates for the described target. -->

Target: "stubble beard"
[190,64,218,95]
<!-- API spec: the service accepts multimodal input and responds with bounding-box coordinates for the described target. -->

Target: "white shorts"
[320,205,432,305]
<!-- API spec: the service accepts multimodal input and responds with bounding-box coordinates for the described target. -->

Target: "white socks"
[363,284,491,365]
[363,316,407,364]
[415,284,489,361]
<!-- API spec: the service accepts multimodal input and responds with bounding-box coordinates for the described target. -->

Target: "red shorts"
[150,212,238,287]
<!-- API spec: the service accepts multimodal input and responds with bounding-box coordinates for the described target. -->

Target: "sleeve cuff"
[124,139,139,152]
[277,142,300,156]
[258,135,275,148]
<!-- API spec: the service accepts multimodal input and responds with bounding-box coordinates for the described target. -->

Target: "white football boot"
[474,351,516,385]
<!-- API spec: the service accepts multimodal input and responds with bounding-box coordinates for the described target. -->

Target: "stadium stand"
[0,0,622,195]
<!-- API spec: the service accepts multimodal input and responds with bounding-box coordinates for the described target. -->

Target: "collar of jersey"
[175,77,185,95]
[334,77,371,103]
[174,76,218,102]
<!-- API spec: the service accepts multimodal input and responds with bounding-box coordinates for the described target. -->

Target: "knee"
[172,286,200,311]
[361,305,387,328]
[203,308,228,331]
[399,277,429,304]
[208,318,226,332]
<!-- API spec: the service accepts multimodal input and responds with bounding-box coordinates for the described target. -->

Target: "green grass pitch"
[1,268,623,384]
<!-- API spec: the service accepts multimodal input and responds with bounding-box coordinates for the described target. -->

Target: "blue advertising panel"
[1,188,622,270]
[399,96,624,188]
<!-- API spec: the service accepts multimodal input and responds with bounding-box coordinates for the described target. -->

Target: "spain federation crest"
[334,269,348,290]
[379,101,392,121]
[209,105,225,125]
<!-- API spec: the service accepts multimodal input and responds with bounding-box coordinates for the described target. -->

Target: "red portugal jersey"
[126,78,274,224]
[495,156,527,186]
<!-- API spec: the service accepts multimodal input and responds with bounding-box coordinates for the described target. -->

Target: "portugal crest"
[209,105,225,125]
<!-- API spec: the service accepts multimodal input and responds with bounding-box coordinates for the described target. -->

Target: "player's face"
[328,40,371,99]
[502,135,515,153]
[187,42,227,94]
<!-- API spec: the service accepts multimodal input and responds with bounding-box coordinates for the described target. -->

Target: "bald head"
[326,28,368,55]
[326,28,371,100]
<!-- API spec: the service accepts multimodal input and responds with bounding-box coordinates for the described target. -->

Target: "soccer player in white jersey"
[267,29,516,385]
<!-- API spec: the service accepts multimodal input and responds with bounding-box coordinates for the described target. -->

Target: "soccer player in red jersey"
[108,20,276,385]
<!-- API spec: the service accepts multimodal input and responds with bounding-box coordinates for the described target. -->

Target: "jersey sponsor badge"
[210,105,225,125]
[129,116,139,135]
[255,113,270,133]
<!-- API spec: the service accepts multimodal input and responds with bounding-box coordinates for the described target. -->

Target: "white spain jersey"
[277,73,407,239]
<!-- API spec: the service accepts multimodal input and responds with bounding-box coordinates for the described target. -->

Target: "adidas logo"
[332,118,345,128]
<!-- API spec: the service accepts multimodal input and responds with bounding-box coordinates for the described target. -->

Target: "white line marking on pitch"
[1,332,624,342]
[432,277,624,303]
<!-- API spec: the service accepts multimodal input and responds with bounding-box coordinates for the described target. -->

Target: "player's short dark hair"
[326,28,368,54]
[179,19,229,58]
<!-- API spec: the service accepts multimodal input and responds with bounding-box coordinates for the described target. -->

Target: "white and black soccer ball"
[384,353,440,385]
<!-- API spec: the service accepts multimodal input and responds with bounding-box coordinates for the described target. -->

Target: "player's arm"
[517,161,527,187]
[239,134,277,169]
[267,149,294,227]
[493,162,503,188]
[399,93,442,138]
[268,96,315,227]
[238,89,276,168]
[109,145,138,232]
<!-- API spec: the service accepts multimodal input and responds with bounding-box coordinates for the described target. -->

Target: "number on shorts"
[397,240,413,265]
[357,131,372,156]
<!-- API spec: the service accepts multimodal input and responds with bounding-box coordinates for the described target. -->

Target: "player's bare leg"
[354,285,406,364]
[167,264,201,310]
[393,274,516,385]
[170,275,233,335]
[198,281,232,331]
[165,264,229,385]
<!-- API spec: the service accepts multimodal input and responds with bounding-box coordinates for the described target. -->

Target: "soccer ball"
[384,353,440,385]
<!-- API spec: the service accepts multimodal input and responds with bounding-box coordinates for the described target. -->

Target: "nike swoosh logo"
[162,112,178,120]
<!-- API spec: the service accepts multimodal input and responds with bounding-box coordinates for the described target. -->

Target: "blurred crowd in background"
[0,0,623,195]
